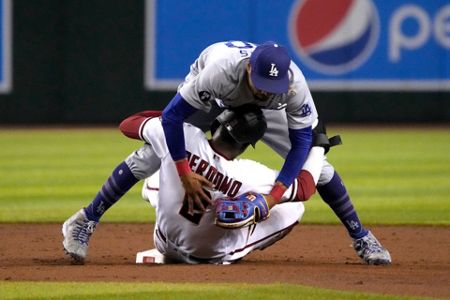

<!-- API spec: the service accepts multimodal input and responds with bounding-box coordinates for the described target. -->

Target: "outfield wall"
[0,0,448,124]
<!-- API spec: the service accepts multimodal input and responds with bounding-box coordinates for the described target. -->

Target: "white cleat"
[353,230,392,265]
[62,208,97,264]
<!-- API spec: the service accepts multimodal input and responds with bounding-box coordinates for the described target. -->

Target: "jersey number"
[179,189,211,225]
[225,41,255,58]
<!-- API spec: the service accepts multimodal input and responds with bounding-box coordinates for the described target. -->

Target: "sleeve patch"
[198,91,212,102]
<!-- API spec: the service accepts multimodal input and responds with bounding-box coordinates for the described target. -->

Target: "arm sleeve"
[139,118,203,160]
[161,92,198,161]
[276,126,312,187]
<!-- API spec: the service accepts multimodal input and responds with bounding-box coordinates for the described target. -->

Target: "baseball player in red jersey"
[63,106,323,264]
[131,106,321,264]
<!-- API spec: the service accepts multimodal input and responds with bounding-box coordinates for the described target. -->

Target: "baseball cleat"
[62,208,97,264]
[352,230,392,265]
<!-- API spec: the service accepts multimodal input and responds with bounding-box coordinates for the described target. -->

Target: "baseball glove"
[215,192,270,229]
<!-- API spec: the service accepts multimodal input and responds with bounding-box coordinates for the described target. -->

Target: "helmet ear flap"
[210,109,234,136]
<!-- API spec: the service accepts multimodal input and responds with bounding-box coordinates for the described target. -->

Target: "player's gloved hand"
[180,172,214,215]
[215,192,270,229]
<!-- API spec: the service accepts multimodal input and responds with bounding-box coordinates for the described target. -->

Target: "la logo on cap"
[249,41,291,94]
[269,63,279,77]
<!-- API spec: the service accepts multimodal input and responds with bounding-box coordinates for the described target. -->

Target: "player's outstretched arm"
[162,93,214,214]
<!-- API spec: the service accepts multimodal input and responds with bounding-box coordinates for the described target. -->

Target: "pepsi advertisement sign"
[289,0,380,76]
[145,0,450,91]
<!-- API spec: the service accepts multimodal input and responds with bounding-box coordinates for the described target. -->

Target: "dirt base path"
[1,224,449,298]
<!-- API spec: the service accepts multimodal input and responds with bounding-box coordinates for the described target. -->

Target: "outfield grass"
[0,282,435,300]
[0,126,449,225]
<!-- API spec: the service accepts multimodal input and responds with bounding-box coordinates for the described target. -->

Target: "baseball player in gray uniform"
[62,40,390,265]
[160,40,390,265]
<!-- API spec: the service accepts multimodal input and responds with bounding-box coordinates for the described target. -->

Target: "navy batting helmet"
[212,104,267,147]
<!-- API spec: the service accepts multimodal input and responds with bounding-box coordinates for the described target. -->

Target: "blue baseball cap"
[249,42,291,94]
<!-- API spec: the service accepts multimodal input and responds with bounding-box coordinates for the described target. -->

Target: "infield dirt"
[0,224,449,298]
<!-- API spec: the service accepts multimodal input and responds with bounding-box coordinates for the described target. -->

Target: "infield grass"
[0,126,449,225]
[0,282,435,300]
[0,126,448,300]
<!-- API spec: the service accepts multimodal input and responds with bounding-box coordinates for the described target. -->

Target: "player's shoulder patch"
[299,103,312,117]
[198,91,212,102]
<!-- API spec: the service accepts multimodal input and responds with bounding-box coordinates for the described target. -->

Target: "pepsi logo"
[289,0,380,75]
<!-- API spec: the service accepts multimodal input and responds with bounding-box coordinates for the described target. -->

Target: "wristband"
[175,159,191,176]
[269,184,287,203]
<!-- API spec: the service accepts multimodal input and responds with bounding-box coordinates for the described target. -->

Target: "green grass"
[1,127,447,300]
[0,126,449,224]
[0,282,434,300]
[0,128,151,222]
[242,126,450,225]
